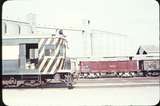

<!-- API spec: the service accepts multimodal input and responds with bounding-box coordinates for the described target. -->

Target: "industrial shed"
[136,45,159,55]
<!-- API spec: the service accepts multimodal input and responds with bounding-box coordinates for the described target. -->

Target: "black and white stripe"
[44,39,64,74]
[37,37,66,74]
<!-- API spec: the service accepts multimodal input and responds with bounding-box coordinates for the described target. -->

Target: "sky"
[2,0,159,57]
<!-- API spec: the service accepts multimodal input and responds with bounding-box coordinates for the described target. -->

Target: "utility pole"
[82,19,93,57]
[90,33,93,57]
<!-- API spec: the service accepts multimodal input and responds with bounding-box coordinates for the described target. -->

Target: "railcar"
[2,19,77,88]
[139,59,160,76]
[2,34,76,88]
[79,57,160,78]
[79,58,139,78]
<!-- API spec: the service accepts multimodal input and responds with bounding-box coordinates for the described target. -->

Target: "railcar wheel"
[67,83,73,89]
[40,79,47,87]
[16,80,25,87]
[6,77,17,87]
[65,73,74,89]
[142,71,148,77]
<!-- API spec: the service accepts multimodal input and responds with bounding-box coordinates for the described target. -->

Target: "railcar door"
[19,43,38,70]
[139,60,144,70]
[19,44,26,69]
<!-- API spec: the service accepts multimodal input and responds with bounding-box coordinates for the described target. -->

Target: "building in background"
[2,19,130,58]
[136,45,159,56]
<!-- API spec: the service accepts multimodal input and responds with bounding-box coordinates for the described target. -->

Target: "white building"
[2,19,129,58]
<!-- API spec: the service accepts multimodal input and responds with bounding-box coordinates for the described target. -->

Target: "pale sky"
[2,0,159,57]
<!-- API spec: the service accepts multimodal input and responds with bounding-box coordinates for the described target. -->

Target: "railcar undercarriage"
[79,71,160,79]
[2,73,74,89]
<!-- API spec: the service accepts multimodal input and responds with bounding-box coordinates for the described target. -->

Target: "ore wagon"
[79,57,140,78]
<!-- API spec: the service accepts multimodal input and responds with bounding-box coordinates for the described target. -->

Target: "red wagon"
[79,60,140,77]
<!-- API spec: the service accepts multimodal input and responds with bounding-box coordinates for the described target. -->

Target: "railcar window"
[20,24,32,35]
[45,49,50,56]
[26,43,38,63]
[45,45,55,56]
[2,22,7,34]
[6,22,20,35]
[59,44,65,56]
[18,24,21,34]
[64,59,71,69]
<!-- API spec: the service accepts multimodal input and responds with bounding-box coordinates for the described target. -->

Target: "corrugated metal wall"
[63,29,128,57]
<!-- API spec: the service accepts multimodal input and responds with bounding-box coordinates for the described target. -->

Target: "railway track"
[3,76,159,89]
[77,76,160,82]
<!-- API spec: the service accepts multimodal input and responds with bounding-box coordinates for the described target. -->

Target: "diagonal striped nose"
[37,37,66,74]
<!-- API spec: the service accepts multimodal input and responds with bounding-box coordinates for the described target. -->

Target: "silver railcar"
[2,19,76,88]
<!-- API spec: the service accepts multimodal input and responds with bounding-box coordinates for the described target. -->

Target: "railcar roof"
[2,34,67,39]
